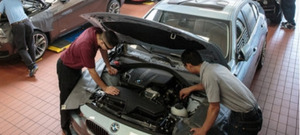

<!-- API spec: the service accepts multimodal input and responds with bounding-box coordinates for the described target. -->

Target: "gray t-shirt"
[199,61,257,113]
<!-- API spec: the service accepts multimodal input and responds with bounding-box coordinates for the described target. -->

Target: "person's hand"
[190,127,207,135]
[104,86,120,95]
[107,66,118,75]
[179,87,193,99]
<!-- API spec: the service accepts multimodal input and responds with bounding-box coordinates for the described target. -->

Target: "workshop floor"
[0,1,299,135]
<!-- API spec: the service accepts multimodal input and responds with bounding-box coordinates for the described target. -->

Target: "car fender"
[63,59,106,110]
[30,9,55,32]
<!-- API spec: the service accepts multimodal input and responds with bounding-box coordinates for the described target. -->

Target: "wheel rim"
[34,33,47,59]
[108,2,120,14]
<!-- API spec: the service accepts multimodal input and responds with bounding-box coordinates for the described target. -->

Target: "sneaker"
[62,129,71,135]
[29,65,39,77]
[281,22,296,29]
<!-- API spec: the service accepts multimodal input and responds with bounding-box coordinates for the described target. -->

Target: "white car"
[64,0,268,134]
[65,12,230,135]
[144,0,268,87]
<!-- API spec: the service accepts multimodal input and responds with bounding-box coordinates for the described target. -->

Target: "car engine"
[93,66,185,134]
[84,46,229,135]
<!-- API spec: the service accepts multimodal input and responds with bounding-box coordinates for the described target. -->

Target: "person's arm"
[190,102,220,135]
[180,83,204,99]
[0,2,5,19]
[87,67,119,95]
[99,49,117,75]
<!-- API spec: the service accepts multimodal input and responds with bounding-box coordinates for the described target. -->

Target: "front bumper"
[0,25,14,59]
[70,104,151,135]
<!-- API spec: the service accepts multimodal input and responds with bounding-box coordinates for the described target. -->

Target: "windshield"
[146,9,229,57]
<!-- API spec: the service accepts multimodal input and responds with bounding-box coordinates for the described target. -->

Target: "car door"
[57,0,96,34]
[233,3,262,87]
[49,0,103,41]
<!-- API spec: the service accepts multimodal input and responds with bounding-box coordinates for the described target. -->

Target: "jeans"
[281,0,296,24]
[56,58,82,131]
[11,19,36,69]
[228,106,263,135]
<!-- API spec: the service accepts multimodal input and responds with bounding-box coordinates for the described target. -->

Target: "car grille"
[0,51,9,57]
[86,120,109,135]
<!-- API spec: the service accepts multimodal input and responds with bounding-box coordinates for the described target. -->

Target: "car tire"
[257,40,266,69]
[33,31,48,60]
[269,2,282,24]
[107,0,121,14]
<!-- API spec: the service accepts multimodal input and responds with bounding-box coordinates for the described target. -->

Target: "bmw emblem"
[110,122,120,133]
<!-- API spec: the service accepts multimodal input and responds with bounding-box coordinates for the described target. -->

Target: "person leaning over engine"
[179,49,262,135]
[0,0,38,77]
[57,26,120,135]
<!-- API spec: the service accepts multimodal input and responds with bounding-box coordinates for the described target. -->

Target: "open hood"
[81,12,228,67]
[64,13,229,110]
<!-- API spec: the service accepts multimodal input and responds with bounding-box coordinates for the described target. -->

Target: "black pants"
[11,19,36,69]
[281,0,296,24]
[56,58,81,131]
[228,106,263,135]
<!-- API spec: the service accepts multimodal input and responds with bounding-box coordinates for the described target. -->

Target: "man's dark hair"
[181,49,203,66]
[103,30,119,47]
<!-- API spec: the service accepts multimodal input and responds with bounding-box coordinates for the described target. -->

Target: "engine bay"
[82,44,229,134]
[83,44,204,134]
[93,66,186,134]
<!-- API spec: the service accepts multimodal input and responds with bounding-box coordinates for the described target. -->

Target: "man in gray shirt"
[0,0,38,77]
[180,49,262,135]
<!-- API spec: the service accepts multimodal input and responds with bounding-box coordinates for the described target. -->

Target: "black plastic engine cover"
[104,86,166,118]
[122,68,174,88]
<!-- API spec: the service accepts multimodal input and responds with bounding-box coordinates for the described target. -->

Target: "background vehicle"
[144,0,268,87]
[0,0,124,60]
[254,0,282,24]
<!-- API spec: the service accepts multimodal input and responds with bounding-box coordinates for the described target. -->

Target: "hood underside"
[81,12,227,66]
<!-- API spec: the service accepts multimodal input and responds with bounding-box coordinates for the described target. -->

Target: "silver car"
[144,0,268,87]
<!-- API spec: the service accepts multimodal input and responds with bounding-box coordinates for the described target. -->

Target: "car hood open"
[63,13,228,110]
[81,12,228,67]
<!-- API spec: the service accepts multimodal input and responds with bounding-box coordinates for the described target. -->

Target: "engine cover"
[122,67,174,88]
[103,86,166,118]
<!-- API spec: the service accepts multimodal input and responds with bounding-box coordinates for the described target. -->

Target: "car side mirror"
[237,45,252,61]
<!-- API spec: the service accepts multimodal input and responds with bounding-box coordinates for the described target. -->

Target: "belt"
[232,104,260,118]
[11,19,28,26]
